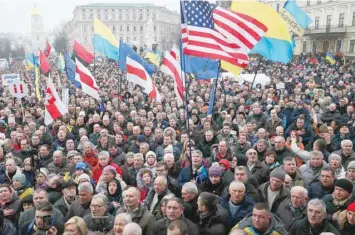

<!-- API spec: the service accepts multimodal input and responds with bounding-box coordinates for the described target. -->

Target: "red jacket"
[92,161,123,184]
[83,151,98,168]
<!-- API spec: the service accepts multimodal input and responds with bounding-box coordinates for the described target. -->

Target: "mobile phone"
[42,215,53,230]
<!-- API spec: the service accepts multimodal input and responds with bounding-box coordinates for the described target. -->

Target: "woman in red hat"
[339,202,355,235]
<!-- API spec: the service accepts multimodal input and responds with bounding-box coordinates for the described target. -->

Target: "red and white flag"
[43,41,52,57]
[75,59,100,100]
[126,56,161,101]
[161,45,184,107]
[44,75,68,126]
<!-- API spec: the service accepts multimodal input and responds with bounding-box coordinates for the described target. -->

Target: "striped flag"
[161,45,184,107]
[181,1,267,68]
[75,59,100,100]
[44,75,68,125]
[126,56,161,101]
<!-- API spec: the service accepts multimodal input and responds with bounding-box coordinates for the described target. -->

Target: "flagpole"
[250,56,262,91]
[210,61,221,114]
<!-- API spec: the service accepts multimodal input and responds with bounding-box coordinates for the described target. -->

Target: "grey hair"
[115,213,132,224]
[341,139,353,147]
[92,193,108,205]
[191,149,203,158]
[140,142,149,149]
[155,175,168,185]
[290,186,308,197]
[182,182,199,195]
[122,222,142,235]
[229,181,245,191]
[163,153,175,161]
[311,150,324,159]
[78,182,94,194]
[98,151,110,159]
[274,136,285,142]
[133,153,144,161]
[307,198,327,214]
[235,166,248,174]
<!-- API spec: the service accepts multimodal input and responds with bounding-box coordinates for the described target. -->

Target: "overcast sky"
[0,0,180,34]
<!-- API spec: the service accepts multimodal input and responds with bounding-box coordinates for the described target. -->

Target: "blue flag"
[100,98,105,113]
[119,41,156,75]
[64,54,81,88]
[208,78,218,115]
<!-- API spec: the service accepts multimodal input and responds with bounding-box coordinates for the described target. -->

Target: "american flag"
[181,1,267,67]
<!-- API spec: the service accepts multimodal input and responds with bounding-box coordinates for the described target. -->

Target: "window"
[276,3,280,12]
[126,14,129,20]
[140,25,143,32]
[327,15,332,27]
[120,36,123,41]
[307,0,310,6]
[339,13,345,27]
[127,36,130,43]
[315,16,319,29]
[91,26,94,32]
[154,26,157,31]
[133,26,136,32]
[139,14,143,20]
[84,36,88,43]
[317,0,321,3]
[153,14,156,20]
[105,14,108,20]
[90,14,93,19]
[37,35,40,41]
[133,14,136,20]
[127,25,130,32]
[350,40,355,52]
[120,25,123,32]
[336,40,342,52]
[112,26,116,32]
[119,14,122,20]
[353,12,355,26]
[84,25,87,32]
[112,13,116,20]
[134,36,137,41]
[312,41,317,52]
[303,41,307,52]
[97,14,101,20]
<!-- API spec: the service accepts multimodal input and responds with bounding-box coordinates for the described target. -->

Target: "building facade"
[68,3,180,53]
[30,6,46,54]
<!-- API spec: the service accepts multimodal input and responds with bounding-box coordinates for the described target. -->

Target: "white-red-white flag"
[126,56,161,101]
[161,45,184,106]
[44,75,68,126]
[75,59,100,100]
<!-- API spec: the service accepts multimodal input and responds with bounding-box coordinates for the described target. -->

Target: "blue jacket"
[178,165,208,187]
[220,195,255,230]
[291,107,311,128]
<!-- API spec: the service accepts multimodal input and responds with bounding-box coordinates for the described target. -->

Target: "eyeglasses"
[90,204,104,209]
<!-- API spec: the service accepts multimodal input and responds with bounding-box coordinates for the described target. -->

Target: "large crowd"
[0,51,353,235]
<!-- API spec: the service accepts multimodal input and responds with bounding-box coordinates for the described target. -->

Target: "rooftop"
[78,3,161,8]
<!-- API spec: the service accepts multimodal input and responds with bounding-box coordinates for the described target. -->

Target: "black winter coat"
[198,207,228,235]
[289,217,340,235]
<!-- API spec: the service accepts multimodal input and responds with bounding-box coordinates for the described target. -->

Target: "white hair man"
[332,140,355,169]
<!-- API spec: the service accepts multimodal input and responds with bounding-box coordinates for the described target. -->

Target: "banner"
[2,73,20,86]
[61,88,69,110]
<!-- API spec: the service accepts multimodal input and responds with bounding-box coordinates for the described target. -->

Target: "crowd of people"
[0,51,354,235]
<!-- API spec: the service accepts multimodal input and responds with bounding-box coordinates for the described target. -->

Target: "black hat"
[61,179,76,189]
[335,179,353,194]
[199,192,217,211]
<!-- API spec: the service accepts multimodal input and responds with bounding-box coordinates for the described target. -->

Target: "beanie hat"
[218,159,230,170]
[13,173,27,186]
[348,161,355,170]
[199,192,217,211]
[146,151,157,159]
[328,154,341,163]
[164,145,174,154]
[37,168,49,178]
[67,150,79,159]
[103,165,117,176]
[75,162,88,171]
[347,202,355,212]
[208,163,222,177]
[335,179,353,194]
[78,173,90,182]
[270,168,285,181]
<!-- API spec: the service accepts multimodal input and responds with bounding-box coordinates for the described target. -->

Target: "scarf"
[288,202,306,217]
[333,195,351,208]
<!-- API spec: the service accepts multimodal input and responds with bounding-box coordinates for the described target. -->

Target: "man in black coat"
[289,199,340,235]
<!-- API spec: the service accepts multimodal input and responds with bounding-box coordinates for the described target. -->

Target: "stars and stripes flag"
[181,1,267,67]
[161,45,185,107]
[44,74,68,126]
[126,56,161,101]
[75,59,100,100]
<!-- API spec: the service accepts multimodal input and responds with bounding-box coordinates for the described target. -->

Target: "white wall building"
[30,6,46,54]
[68,3,180,53]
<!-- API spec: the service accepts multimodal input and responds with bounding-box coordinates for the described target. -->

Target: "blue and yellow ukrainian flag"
[281,0,312,36]
[25,53,35,70]
[143,48,162,66]
[58,53,65,72]
[32,54,41,101]
[94,17,119,61]
[231,0,293,64]
[326,52,336,65]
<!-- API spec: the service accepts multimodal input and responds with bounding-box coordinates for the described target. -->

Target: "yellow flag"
[221,61,243,77]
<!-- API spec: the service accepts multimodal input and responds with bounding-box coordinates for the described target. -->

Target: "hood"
[237,212,287,234]
[136,168,155,190]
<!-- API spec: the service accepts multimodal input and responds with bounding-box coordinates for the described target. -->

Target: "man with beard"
[54,180,77,218]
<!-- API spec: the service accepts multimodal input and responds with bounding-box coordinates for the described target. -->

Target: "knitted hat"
[209,163,222,177]
[348,161,355,170]
[37,168,49,178]
[146,151,157,159]
[347,202,355,212]
[335,179,353,194]
[328,154,341,163]
[13,173,26,186]
[270,168,285,181]
[137,135,147,143]
[103,165,117,176]
[67,150,79,159]
[78,173,90,182]
[75,162,88,171]
[218,159,230,170]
